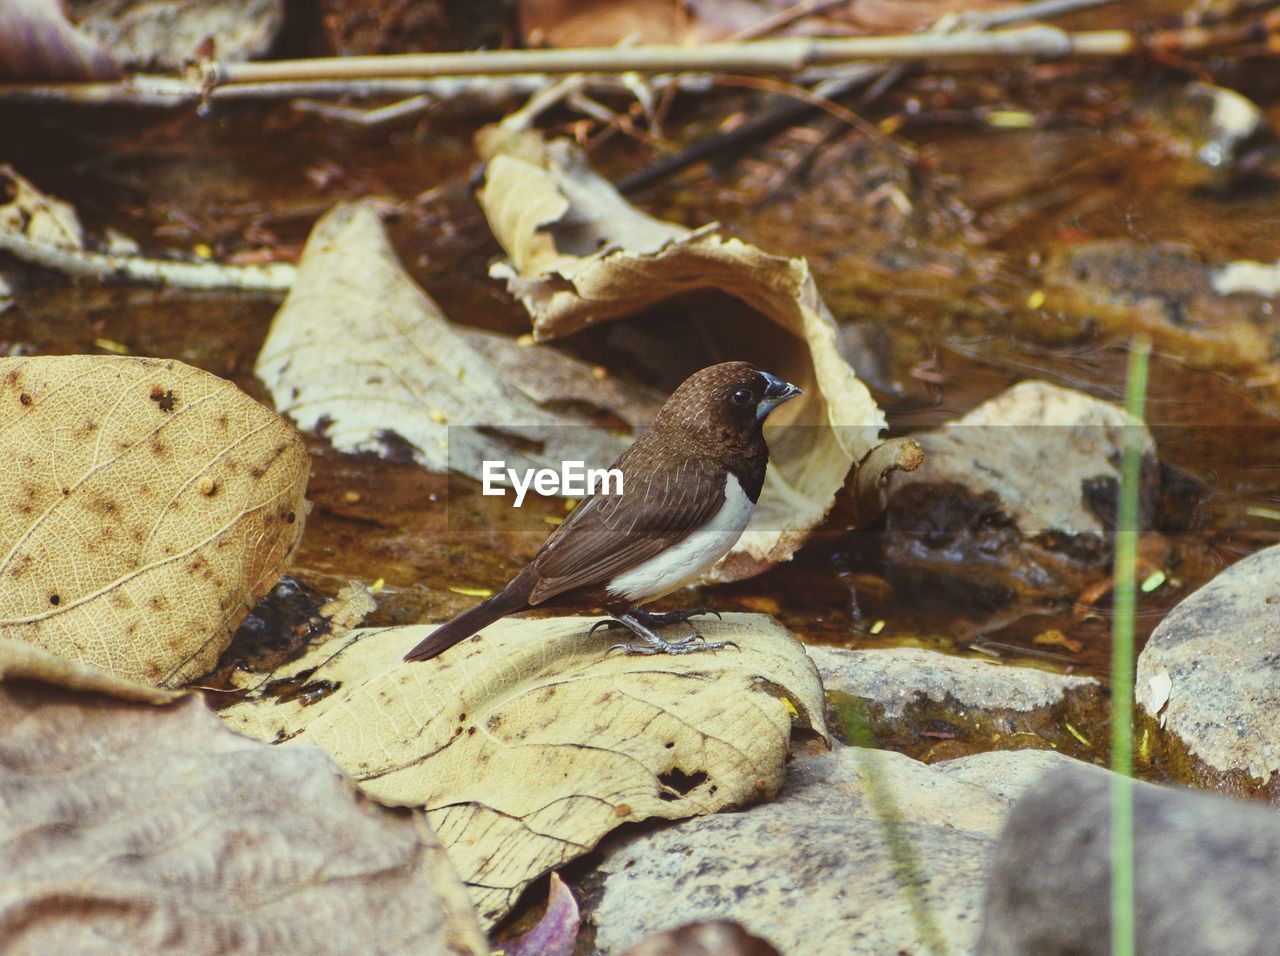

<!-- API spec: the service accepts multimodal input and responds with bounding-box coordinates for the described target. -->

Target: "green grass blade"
[843,705,950,956]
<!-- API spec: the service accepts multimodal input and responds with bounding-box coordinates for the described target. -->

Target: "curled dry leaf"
[849,436,924,525]
[0,355,309,687]
[220,613,829,928]
[0,640,489,955]
[255,200,635,480]
[476,127,885,580]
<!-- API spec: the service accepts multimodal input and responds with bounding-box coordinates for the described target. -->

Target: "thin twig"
[713,73,912,157]
[726,0,850,42]
[0,231,296,292]
[291,94,434,126]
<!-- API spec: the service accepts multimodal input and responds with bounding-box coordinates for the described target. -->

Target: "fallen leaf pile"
[220,613,829,927]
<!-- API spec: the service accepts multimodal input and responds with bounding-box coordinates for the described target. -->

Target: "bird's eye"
[731,388,752,406]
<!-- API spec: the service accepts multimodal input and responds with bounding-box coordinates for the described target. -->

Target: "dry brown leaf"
[516,0,1011,46]
[0,640,488,955]
[0,165,86,251]
[0,355,309,686]
[476,127,886,579]
[255,200,635,480]
[0,636,180,704]
[460,326,665,428]
[0,0,120,80]
[220,613,829,928]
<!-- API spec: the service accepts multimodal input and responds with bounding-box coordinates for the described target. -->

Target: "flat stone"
[587,744,1084,955]
[810,645,1104,760]
[980,760,1280,955]
[1136,542,1280,795]
[933,748,1084,805]
[884,380,1157,597]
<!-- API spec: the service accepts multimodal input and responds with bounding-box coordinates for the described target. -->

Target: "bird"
[403,361,802,663]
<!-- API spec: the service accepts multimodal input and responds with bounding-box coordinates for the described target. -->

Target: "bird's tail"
[403,589,526,662]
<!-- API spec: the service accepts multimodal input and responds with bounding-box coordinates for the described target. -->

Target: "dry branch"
[0,15,1271,106]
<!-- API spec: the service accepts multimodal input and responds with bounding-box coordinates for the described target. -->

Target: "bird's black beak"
[757,371,803,421]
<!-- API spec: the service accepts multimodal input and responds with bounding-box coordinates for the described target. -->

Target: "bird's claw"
[594,608,734,656]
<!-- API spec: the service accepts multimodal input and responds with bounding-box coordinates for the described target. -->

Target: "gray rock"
[979,761,1280,955]
[810,645,1103,759]
[811,645,1098,718]
[933,748,1082,806]
[589,744,1085,955]
[884,380,1157,597]
[1135,542,1280,795]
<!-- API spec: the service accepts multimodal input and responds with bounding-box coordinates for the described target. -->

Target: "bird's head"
[656,361,802,440]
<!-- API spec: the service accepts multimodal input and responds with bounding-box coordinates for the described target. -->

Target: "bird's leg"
[587,607,722,639]
[633,607,722,628]
[603,611,737,656]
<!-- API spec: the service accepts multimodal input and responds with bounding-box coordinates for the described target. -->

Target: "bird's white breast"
[606,473,755,604]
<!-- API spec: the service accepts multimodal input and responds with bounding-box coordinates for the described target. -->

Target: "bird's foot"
[599,611,738,656]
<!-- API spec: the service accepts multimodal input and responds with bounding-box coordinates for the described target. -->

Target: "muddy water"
[3,65,1278,711]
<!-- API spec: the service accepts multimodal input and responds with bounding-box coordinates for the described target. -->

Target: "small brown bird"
[403,361,801,662]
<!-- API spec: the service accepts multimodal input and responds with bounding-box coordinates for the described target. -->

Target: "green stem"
[1111,335,1149,956]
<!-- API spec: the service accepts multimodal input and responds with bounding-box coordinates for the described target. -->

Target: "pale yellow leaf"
[0,355,309,686]
[255,200,636,480]
[220,612,829,928]
[319,579,378,631]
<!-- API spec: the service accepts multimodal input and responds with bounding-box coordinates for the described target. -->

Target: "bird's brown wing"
[526,453,727,605]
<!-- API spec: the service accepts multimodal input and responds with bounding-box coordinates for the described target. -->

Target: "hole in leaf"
[657,767,708,801]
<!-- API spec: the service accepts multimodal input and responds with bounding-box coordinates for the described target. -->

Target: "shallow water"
[3,24,1279,733]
